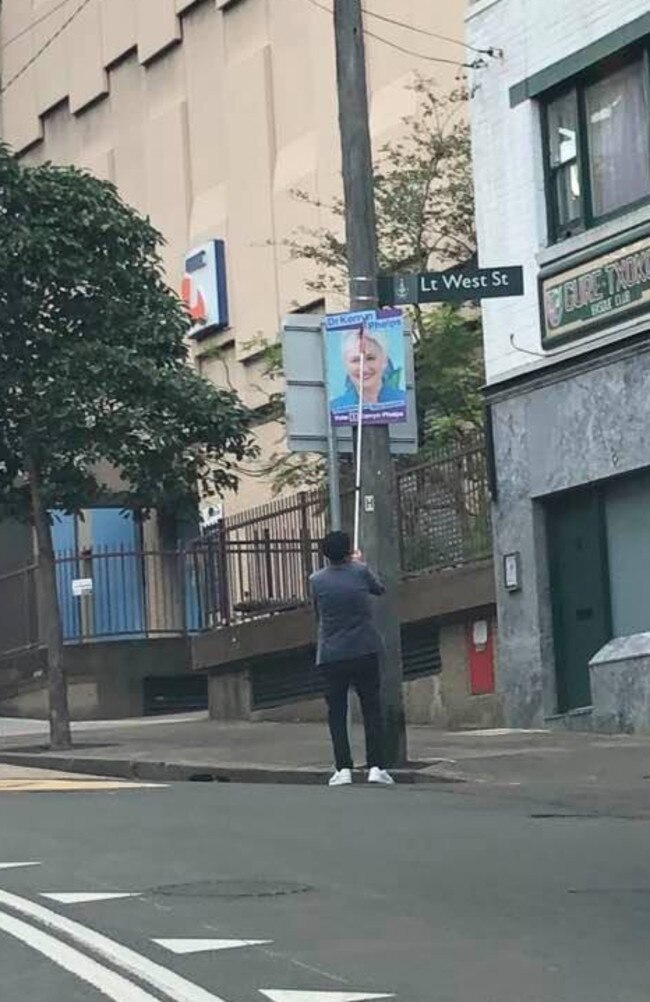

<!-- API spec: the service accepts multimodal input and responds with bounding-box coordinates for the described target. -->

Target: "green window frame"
[542,44,650,243]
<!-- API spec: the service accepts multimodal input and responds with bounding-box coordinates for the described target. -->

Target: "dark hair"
[322,530,351,564]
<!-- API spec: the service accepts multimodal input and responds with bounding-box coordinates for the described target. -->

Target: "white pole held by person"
[353,323,366,555]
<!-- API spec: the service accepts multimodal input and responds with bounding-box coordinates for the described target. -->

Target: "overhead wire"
[0,0,93,96]
[362,26,480,69]
[509,326,644,360]
[303,0,483,70]
[359,5,499,58]
[1,0,495,99]
[1,0,73,51]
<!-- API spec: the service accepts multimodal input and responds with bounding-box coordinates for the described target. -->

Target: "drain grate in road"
[531,812,600,819]
[150,879,313,899]
[531,812,648,820]
[568,888,650,895]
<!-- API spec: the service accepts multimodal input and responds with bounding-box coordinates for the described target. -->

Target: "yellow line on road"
[0,778,165,793]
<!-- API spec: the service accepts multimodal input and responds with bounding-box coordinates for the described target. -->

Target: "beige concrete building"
[0,0,466,512]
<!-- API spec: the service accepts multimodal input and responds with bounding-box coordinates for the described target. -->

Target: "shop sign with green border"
[542,235,650,345]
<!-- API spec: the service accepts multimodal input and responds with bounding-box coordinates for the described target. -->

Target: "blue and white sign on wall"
[181,239,229,338]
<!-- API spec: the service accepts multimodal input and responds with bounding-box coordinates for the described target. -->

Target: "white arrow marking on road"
[0,908,159,1001]
[155,938,272,955]
[0,861,41,870]
[260,993,393,1001]
[41,892,142,905]
[0,889,233,1002]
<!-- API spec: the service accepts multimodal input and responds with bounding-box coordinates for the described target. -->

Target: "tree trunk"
[28,457,71,749]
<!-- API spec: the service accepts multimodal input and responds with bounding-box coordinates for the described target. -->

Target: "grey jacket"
[309,560,385,665]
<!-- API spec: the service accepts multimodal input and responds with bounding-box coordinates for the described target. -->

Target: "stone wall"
[0,637,192,720]
[208,617,503,731]
[490,342,650,726]
[590,634,650,733]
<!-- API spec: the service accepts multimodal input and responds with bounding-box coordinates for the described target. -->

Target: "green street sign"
[378,266,524,306]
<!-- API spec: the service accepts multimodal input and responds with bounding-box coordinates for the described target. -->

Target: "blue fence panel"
[89,509,145,638]
[176,519,204,633]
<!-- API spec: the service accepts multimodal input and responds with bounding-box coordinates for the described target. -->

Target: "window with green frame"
[542,46,650,242]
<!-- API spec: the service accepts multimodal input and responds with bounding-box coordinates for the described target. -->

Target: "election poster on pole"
[323,308,407,551]
[324,309,407,427]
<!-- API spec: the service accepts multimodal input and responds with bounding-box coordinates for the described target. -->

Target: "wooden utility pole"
[333,0,407,765]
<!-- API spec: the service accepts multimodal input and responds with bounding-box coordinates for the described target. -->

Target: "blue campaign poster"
[324,309,407,426]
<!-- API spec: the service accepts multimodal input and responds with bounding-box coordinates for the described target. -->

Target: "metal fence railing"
[55,546,190,641]
[219,490,329,617]
[0,563,39,657]
[188,492,328,630]
[0,436,492,653]
[396,435,492,574]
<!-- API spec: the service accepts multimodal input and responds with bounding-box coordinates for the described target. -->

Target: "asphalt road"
[1,768,650,1001]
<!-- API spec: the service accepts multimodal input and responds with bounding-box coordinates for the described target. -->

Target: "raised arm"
[352,551,385,596]
[310,579,320,621]
[363,565,385,596]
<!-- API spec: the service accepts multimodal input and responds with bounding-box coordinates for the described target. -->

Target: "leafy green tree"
[0,145,254,748]
[414,306,484,449]
[283,78,483,465]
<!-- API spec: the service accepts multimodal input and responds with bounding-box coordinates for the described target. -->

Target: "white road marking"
[42,892,142,905]
[256,950,349,986]
[0,889,232,1002]
[259,993,393,1001]
[0,907,159,1001]
[154,938,272,955]
[0,861,41,870]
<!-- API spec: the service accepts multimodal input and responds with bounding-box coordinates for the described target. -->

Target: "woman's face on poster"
[343,335,387,403]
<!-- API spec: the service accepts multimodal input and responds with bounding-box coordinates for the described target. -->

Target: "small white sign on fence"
[71,578,93,597]
[201,503,224,528]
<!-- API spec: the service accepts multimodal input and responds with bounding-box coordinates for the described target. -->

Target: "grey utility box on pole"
[281,313,417,456]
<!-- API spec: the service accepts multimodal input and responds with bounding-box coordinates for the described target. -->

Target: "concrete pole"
[333,0,407,765]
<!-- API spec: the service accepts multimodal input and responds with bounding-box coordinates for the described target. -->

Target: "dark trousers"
[324,654,385,770]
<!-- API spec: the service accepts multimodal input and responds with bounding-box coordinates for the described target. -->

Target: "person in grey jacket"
[309,530,394,787]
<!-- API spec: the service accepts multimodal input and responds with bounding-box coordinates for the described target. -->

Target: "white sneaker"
[328,768,353,787]
[368,767,395,785]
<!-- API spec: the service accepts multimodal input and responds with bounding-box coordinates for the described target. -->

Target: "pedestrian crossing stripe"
[42,893,142,905]
[0,778,166,793]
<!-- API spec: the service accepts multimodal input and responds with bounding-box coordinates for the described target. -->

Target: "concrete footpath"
[2,712,650,812]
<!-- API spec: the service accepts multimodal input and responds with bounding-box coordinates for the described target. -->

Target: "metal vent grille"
[250,620,441,710]
[402,619,441,680]
[251,648,323,709]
